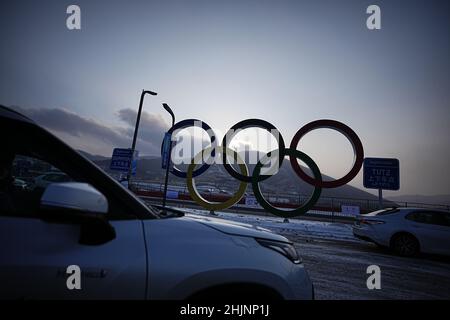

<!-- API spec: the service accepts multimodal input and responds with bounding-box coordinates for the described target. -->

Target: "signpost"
[363,157,400,208]
[127,90,158,188]
[161,103,176,210]
[166,190,179,199]
[161,132,172,169]
[110,148,139,176]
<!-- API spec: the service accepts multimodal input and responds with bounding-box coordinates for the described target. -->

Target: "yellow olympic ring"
[186,146,248,211]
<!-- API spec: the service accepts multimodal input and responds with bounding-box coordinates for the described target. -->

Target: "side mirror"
[40,182,115,245]
[41,182,108,213]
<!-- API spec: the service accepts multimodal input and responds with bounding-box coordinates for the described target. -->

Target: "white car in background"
[13,178,28,190]
[32,172,71,190]
[353,207,450,256]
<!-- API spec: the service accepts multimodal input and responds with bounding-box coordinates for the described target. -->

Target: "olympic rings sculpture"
[162,118,364,218]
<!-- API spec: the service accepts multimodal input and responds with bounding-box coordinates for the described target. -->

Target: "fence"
[131,180,450,219]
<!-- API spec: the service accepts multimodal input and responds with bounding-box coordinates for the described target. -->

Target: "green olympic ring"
[251,149,322,218]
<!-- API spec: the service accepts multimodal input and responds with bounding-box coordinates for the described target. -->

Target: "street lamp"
[127,90,157,189]
[162,103,175,210]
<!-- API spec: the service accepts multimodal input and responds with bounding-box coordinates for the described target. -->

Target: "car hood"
[184,213,289,242]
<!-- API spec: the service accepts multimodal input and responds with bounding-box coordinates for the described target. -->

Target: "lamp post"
[162,103,175,210]
[127,90,157,189]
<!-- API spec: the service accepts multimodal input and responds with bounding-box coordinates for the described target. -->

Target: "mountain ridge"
[82,150,384,201]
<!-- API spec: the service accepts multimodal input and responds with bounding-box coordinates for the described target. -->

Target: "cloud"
[14,106,169,156]
[117,108,169,145]
[230,140,254,152]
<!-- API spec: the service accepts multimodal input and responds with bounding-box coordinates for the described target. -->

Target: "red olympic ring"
[289,119,364,188]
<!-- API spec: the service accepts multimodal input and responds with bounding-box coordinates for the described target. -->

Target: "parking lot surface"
[187,209,450,299]
[286,232,450,300]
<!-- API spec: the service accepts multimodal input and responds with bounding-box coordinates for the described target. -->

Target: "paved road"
[280,232,450,300]
[182,208,450,299]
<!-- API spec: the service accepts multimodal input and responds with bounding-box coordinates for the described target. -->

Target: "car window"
[0,154,76,218]
[406,211,450,227]
[1,119,156,220]
[51,174,70,182]
[439,213,450,227]
[42,174,55,182]
[47,174,61,182]
[406,211,433,224]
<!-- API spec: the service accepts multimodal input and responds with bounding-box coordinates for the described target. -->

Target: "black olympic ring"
[160,119,217,178]
[222,118,286,183]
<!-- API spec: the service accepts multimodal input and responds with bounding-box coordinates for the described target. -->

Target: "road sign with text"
[363,157,399,190]
[110,148,138,175]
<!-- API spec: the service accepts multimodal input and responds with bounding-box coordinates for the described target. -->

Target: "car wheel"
[392,233,419,257]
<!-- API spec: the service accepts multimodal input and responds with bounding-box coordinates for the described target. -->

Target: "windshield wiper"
[151,204,185,218]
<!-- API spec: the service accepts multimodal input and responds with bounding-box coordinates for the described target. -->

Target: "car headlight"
[256,238,302,264]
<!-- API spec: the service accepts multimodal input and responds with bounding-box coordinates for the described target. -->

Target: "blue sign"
[110,148,138,175]
[363,157,399,190]
[166,190,179,199]
[161,132,172,169]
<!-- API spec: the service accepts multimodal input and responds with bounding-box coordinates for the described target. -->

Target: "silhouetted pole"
[162,103,175,209]
[378,188,383,209]
[127,90,157,189]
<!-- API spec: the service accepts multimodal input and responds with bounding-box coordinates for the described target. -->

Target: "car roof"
[0,105,34,124]
[397,207,450,213]
[365,207,450,217]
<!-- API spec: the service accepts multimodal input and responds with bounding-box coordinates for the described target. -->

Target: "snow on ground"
[182,208,360,243]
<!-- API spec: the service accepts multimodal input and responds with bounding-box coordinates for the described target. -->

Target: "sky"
[0,0,449,196]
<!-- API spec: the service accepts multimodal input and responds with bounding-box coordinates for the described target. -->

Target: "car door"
[429,212,450,255]
[405,210,450,255]
[0,127,147,299]
[0,212,146,299]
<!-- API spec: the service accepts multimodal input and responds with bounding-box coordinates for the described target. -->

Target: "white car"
[32,172,72,190]
[353,207,450,256]
[13,178,28,190]
[0,105,313,300]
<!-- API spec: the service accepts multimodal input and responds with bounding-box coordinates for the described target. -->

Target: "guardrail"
[131,181,450,215]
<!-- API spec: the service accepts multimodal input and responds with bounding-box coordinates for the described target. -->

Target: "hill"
[85,150,381,201]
